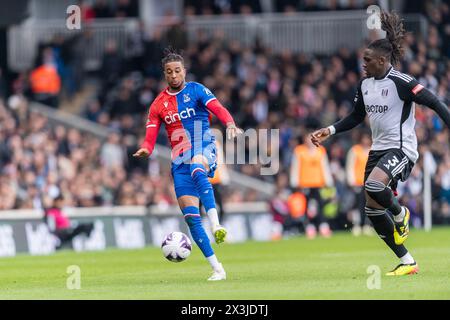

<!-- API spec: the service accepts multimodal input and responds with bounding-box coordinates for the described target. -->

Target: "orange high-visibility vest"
[287,192,307,218]
[209,166,222,185]
[291,145,330,188]
[30,65,61,95]
[346,144,369,187]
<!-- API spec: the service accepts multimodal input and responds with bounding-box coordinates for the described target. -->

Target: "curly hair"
[368,11,407,66]
[161,47,184,69]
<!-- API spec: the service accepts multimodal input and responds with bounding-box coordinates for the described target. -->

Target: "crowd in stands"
[0,97,176,210]
[79,0,139,20]
[184,0,380,15]
[0,0,449,232]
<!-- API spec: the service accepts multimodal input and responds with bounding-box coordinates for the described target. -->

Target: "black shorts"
[364,149,414,191]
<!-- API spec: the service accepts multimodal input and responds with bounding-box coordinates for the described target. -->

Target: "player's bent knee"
[365,179,392,208]
[191,155,209,168]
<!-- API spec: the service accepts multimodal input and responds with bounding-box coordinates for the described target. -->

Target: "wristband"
[327,125,336,135]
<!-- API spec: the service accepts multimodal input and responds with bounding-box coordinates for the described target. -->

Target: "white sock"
[207,208,220,227]
[400,252,415,265]
[394,207,406,223]
[207,254,221,270]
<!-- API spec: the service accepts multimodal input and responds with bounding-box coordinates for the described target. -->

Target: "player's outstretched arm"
[311,82,366,147]
[310,112,365,147]
[206,99,243,139]
[392,76,450,130]
[133,103,161,159]
[413,86,450,129]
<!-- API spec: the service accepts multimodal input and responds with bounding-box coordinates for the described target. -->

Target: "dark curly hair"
[367,11,406,66]
[161,47,184,69]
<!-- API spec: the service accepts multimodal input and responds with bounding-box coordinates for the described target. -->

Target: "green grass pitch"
[0,227,449,299]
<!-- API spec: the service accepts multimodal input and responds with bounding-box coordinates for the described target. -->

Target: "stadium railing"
[7,12,427,72]
[186,11,427,54]
[8,18,140,72]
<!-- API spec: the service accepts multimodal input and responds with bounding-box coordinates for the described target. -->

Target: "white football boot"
[207,263,227,281]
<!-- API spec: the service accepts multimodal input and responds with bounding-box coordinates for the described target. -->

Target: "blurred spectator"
[345,131,372,236]
[290,131,334,238]
[44,194,94,249]
[29,48,61,108]
[93,0,113,18]
[80,0,96,22]
[269,188,291,239]
[165,22,189,51]
[185,0,261,15]
[100,130,126,169]
[100,39,124,102]
[115,0,139,18]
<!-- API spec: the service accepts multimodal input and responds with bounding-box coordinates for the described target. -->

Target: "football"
[161,232,192,262]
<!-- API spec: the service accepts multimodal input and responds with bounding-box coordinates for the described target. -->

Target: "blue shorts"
[171,143,217,199]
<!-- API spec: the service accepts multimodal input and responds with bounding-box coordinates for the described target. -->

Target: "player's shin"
[365,207,408,258]
[182,206,214,258]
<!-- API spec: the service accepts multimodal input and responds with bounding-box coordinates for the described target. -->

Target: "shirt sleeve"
[389,74,423,102]
[141,102,162,155]
[205,99,235,126]
[195,82,235,126]
[195,82,217,107]
[391,76,450,129]
[333,80,366,134]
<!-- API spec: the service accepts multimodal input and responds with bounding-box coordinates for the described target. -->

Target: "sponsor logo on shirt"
[365,104,388,113]
[164,108,196,124]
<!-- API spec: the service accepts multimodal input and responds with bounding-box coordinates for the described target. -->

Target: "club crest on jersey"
[183,94,191,103]
[203,87,213,96]
[164,101,168,108]
[381,89,389,97]
[164,108,196,124]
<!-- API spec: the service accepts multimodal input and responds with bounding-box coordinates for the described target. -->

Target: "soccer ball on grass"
[161,231,192,262]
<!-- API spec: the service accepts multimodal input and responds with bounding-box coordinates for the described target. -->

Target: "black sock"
[365,207,407,258]
[388,196,402,216]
